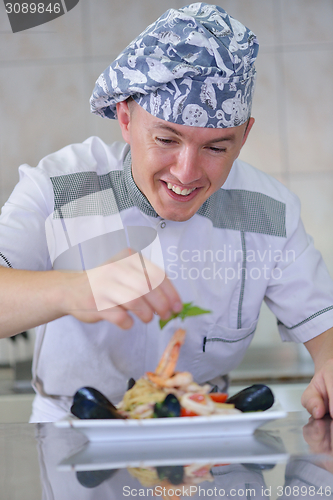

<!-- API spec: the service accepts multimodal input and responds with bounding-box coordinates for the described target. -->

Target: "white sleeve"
[264,213,333,343]
[0,164,54,271]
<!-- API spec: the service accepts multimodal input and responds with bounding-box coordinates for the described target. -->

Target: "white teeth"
[167,182,196,196]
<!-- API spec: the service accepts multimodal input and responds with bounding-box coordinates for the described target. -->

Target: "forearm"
[304,327,333,370]
[302,327,333,418]
[0,266,81,337]
[0,254,182,337]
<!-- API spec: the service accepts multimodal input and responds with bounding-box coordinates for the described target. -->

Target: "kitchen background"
[0,0,332,390]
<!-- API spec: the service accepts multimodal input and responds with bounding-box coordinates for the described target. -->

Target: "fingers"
[70,248,182,329]
[87,250,182,319]
[86,253,151,310]
[302,417,333,456]
[117,275,182,325]
[70,302,134,330]
[301,379,329,419]
[99,306,134,329]
[139,254,183,315]
[122,297,155,324]
[301,384,326,419]
[141,276,182,319]
[302,417,333,473]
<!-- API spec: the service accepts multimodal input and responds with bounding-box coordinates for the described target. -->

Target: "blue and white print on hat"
[90,3,259,128]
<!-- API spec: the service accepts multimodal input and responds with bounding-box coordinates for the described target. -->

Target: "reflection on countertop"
[2,411,333,500]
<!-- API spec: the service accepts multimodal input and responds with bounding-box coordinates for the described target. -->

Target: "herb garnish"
[159,302,211,329]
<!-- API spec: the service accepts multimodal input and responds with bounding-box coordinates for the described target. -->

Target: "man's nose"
[169,146,202,185]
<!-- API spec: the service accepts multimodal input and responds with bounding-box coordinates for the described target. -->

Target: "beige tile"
[289,173,333,278]
[280,0,333,45]
[88,108,124,147]
[0,187,16,210]
[0,1,85,61]
[88,60,126,145]
[88,0,276,58]
[0,62,91,196]
[239,52,283,177]
[283,49,333,174]
[89,0,183,59]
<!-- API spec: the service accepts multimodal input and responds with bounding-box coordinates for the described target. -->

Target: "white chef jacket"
[1,136,333,417]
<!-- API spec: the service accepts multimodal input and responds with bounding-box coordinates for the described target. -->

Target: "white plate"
[54,401,287,442]
[58,429,288,471]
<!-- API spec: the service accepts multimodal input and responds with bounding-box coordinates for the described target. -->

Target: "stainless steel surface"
[1,408,333,500]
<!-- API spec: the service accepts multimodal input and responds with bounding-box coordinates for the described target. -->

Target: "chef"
[0,3,332,422]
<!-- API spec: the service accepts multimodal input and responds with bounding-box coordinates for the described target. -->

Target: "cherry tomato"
[180,408,199,417]
[209,393,228,403]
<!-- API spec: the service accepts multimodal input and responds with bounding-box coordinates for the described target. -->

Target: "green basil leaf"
[181,306,211,317]
[159,313,178,330]
[159,302,211,329]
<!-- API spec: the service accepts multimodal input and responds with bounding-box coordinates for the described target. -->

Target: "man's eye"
[209,146,226,153]
[156,138,174,145]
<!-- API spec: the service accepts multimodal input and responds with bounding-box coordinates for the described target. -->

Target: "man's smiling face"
[117,100,254,222]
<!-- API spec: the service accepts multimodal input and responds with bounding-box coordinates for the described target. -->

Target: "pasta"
[120,378,166,417]
[117,328,240,419]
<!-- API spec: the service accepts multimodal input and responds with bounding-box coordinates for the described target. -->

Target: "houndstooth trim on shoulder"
[198,188,286,237]
[50,150,159,219]
[51,171,122,218]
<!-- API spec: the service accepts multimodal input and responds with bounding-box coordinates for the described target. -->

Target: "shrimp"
[163,371,193,388]
[147,370,193,389]
[147,328,186,384]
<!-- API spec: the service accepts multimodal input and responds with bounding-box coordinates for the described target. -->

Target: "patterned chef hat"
[90,3,259,128]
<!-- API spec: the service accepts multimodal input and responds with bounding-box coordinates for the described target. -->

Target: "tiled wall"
[0,0,332,353]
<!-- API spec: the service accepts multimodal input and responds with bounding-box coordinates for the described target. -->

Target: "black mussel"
[153,393,181,418]
[157,465,184,485]
[127,377,136,390]
[242,463,276,471]
[209,385,219,393]
[226,384,274,412]
[76,469,118,488]
[71,387,125,420]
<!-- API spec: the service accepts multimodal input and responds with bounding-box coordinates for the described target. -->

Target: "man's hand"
[68,249,182,329]
[303,416,333,472]
[302,328,333,419]
[301,360,333,419]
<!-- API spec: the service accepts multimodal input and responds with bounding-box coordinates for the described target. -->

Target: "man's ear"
[116,101,131,144]
[241,117,255,147]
